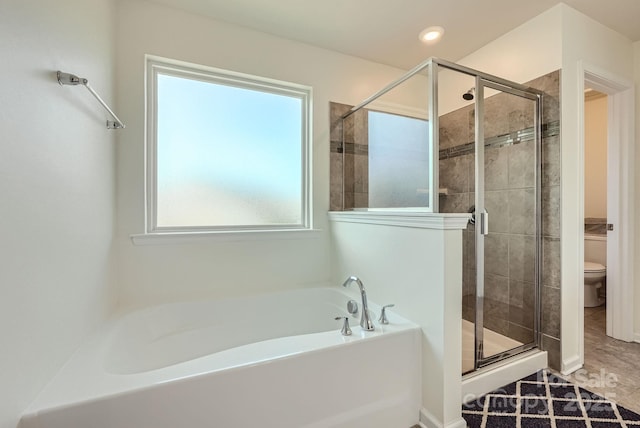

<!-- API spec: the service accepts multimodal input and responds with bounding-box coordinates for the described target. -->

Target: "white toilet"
[584,234,606,307]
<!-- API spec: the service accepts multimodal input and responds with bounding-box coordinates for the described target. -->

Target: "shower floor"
[462,319,523,373]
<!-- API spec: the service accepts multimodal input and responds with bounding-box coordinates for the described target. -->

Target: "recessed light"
[419,26,445,44]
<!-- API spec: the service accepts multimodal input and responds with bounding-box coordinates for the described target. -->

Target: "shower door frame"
[473,77,543,369]
[433,59,544,372]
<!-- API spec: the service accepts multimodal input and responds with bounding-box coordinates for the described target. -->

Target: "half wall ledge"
[328,211,471,230]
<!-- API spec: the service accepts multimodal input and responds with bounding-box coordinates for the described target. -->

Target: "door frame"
[474,77,543,369]
[577,61,635,363]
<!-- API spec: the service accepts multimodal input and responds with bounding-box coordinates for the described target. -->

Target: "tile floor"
[574,306,640,414]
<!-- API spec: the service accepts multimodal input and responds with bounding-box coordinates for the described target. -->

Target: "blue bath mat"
[462,370,640,427]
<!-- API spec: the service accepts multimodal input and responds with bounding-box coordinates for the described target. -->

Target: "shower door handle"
[480,210,489,235]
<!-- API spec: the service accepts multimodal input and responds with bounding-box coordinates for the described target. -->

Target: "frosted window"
[147,59,311,232]
[368,111,430,208]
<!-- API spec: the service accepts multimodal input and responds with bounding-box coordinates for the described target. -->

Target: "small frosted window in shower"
[147,58,311,232]
[368,111,430,208]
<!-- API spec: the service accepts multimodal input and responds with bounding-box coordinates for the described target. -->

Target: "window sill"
[130,229,322,245]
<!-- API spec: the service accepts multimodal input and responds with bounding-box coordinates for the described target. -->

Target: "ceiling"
[147,0,640,70]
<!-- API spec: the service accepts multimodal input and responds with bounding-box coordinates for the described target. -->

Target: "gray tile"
[508,139,535,189]
[484,233,509,277]
[542,95,560,127]
[330,152,343,211]
[467,153,476,193]
[462,299,475,323]
[484,273,509,305]
[485,318,510,339]
[481,90,535,139]
[353,153,368,193]
[508,234,536,283]
[484,147,509,191]
[330,192,342,212]
[508,322,534,344]
[353,109,368,146]
[354,192,368,208]
[542,135,561,187]
[582,311,640,416]
[463,267,476,298]
[483,97,510,139]
[439,155,470,194]
[507,107,527,134]
[343,153,354,194]
[619,389,640,414]
[527,70,560,98]
[329,102,352,142]
[439,107,473,150]
[484,297,510,337]
[342,113,354,144]
[525,70,560,126]
[542,334,561,370]
[485,190,509,233]
[543,237,561,287]
[439,192,470,214]
[593,338,640,369]
[508,279,535,327]
[542,285,561,339]
[344,191,354,210]
[542,185,560,237]
[464,232,476,271]
[508,188,536,235]
[330,182,343,211]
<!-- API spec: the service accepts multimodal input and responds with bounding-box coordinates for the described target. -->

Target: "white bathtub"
[21,287,421,428]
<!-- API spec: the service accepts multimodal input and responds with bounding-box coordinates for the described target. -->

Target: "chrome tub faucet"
[342,276,375,331]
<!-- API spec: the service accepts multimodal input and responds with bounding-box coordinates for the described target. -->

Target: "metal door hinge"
[607,224,614,231]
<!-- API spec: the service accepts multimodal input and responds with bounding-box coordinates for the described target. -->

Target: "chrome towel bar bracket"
[57,71,125,130]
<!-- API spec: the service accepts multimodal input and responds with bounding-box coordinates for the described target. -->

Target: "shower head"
[57,71,88,86]
[462,87,475,101]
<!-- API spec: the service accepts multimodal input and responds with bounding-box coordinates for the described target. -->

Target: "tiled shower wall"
[329,103,368,211]
[439,70,561,368]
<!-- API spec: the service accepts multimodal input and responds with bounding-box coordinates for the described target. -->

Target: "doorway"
[578,63,635,370]
[583,87,608,356]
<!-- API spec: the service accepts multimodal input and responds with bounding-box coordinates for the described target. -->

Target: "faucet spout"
[342,276,375,331]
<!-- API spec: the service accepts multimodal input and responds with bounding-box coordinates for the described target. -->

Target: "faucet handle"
[378,304,395,324]
[335,316,352,336]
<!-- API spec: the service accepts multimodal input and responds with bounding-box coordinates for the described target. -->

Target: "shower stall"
[335,58,544,375]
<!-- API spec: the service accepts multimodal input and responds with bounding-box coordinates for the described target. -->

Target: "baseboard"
[419,408,440,428]
[634,332,640,344]
[561,355,583,375]
[419,408,467,428]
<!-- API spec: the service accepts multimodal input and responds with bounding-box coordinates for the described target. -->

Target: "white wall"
[584,95,608,219]
[435,6,562,116]
[0,1,116,427]
[559,5,634,370]
[458,5,563,88]
[113,0,412,309]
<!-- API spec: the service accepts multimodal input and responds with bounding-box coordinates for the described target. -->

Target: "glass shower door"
[474,79,541,368]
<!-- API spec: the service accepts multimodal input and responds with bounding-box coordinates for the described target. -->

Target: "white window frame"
[141,56,312,240]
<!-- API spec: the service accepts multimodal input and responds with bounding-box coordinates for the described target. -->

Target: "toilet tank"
[584,234,607,266]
